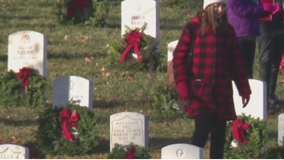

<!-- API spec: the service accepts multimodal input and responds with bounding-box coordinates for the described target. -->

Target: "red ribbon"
[279,55,284,74]
[231,118,250,144]
[125,147,135,159]
[16,67,32,89]
[66,0,90,20]
[120,30,143,63]
[59,109,79,141]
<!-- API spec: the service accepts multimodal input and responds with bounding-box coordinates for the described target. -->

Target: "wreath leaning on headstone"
[104,23,159,72]
[36,104,99,156]
[223,114,268,159]
[107,143,151,159]
[54,0,109,26]
[0,67,47,108]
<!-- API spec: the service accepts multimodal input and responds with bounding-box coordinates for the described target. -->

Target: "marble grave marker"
[0,144,29,159]
[52,76,93,110]
[110,112,149,151]
[8,30,48,77]
[161,143,204,159]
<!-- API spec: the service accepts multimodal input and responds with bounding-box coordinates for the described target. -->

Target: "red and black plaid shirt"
[173,17,251,120]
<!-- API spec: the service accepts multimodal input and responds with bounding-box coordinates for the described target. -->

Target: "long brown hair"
[196,4,229,33]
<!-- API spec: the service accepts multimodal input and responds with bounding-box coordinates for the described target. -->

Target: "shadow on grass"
[93,99,128,109]
[47,51,107,60]
[90,137,194,154]
[0,55,7,62]
[149,111,188,123]
[268,130,278,140]
[91,138,110,154]
[267,100,284,114]
[0,118,37,126]
[23,142,46,159]
[149,137,192,149]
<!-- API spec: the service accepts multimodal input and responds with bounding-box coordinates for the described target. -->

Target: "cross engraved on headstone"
[69,80,75,90]
[176,148,184,158]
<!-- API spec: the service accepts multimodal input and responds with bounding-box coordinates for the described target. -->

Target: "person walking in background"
[227,0,280,79]
[257,0,284,105]
[172,0,251,158]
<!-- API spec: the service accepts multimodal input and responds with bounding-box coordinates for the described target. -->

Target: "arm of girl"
[173,21,196,100]
[227,26,252,102]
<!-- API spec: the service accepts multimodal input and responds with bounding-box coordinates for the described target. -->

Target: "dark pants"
[238,37,256,79]
[257,16,284,96]
[191,114,227,159]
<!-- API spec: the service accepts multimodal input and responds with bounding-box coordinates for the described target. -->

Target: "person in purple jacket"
[226,0,279,79]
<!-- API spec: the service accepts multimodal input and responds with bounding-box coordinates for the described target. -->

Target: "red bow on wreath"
[66,0,90,20]
[231,118,250,144]
[125,147,135,159]
[120,30,143,63]
[59,109,79,141]
[16,67,32,89]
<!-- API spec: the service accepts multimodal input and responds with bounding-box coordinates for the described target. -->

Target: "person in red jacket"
[172,0,251,158]
[257,0,284,105]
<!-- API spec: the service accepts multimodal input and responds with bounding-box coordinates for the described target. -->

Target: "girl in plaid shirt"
[173,0,251,158]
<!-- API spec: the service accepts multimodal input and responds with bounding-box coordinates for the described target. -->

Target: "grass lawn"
[0,0,283,158]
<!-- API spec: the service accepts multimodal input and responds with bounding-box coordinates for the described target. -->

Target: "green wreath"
[0,68,47,108]
[104,24,159,71]
[224,114,268,159]
[54,0,109,26]
[107,143,151,159]
[36,104,99,156]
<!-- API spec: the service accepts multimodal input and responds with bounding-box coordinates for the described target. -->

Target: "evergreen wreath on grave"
[54,0,109,26]
[107,143,151,159]
[224,114,268,159]
[104,23,159,71]
[36,103,99,156]
[0,67,47,108]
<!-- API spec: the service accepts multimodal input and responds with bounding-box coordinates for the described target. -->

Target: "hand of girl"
[262,3,280,15]
[242,95,250,108]
[272,3,280,15]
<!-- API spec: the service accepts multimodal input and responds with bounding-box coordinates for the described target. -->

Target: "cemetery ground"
[0,0,283,158]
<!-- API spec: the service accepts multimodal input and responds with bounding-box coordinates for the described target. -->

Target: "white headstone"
[161,143,204,159]
[8,30,48,77]
[0,144,29,159]
[52,76,93,110]
[167,40,185,111]
[121,0,160,42]
[167,40,178,62]
[232,79,267,120]
[278,113,284,146]
[110,112,149,151]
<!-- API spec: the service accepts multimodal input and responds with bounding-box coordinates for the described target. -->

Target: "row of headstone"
[7,0,161,108]
[109,111,204,159]
[167,40,267,120]
[7,30,94,109]
[0,112,203,159]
